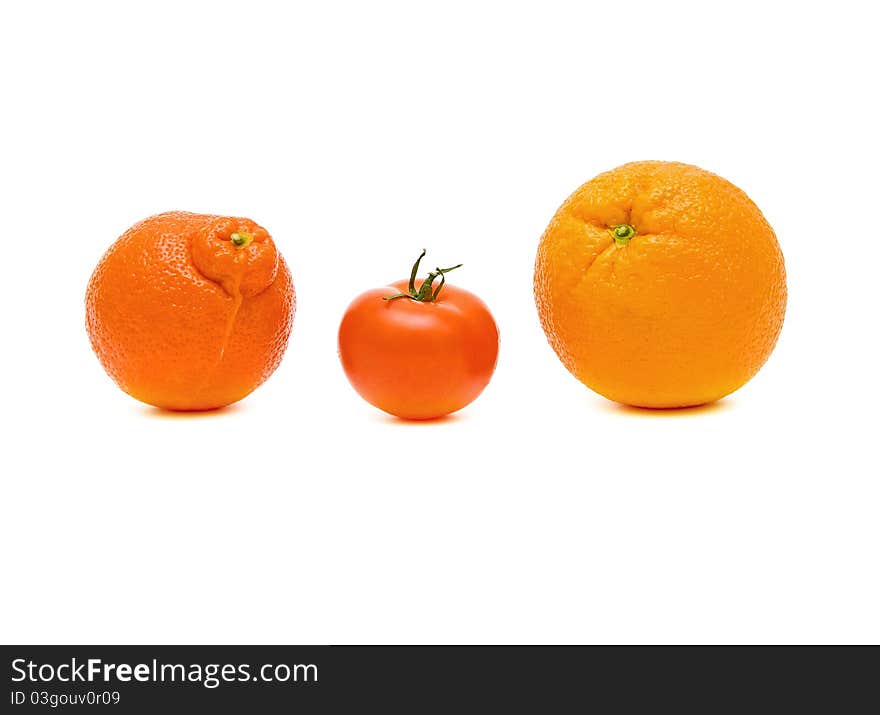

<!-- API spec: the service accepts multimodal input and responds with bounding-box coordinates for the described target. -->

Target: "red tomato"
[338,251,499,420]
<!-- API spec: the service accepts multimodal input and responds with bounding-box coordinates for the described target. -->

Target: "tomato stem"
[384,250,462,302]
[408,249,426,294]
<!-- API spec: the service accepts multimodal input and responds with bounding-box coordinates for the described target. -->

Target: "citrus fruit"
[86,211,295,410]
[534,161,786,408]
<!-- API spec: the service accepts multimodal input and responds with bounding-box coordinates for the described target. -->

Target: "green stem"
[383,250,463,303]
[611,223,636,246]
[432,271,447,301]
[408,249,426,294]
[230,232,253,248]
[415,264,462,300]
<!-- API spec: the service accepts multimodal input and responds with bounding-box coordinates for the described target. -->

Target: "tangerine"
[86,211,295,410]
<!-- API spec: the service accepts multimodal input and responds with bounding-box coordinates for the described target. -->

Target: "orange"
[534,161,786,408]
[86,211,295,410]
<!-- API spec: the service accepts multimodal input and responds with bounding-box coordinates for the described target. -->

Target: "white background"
[1,1,877,644]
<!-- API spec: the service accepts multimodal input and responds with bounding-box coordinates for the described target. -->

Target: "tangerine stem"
[231,232,252,248]
[611,224,636,246]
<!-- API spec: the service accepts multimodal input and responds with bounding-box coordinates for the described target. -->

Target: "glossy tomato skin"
[338,280,499,419]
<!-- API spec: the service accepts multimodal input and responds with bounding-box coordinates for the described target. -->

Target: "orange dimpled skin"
[534,161,787,408]
[86,211,296,410]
